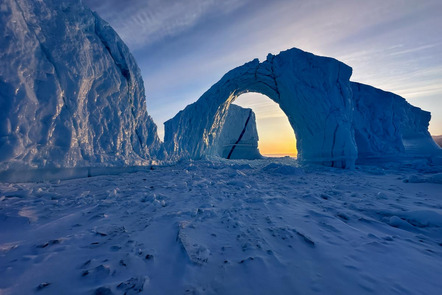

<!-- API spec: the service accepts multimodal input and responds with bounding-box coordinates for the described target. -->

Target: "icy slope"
[212,105,261,159]
[0,0,163,171]
[352,82,441,159]
[1,159,441,294]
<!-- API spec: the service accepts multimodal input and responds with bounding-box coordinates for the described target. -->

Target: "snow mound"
[404,173,442,184]
[262,163,303,175]
[400,210,442,228]
[390,210,442,228]
[0,0,164,172]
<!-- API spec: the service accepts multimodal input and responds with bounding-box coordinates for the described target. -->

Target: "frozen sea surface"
[0,158,441,294]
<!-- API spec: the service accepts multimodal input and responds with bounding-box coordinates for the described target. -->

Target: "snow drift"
[0,0,164,172]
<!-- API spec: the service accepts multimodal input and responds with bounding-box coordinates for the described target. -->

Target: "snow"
[1,158,442,294]
[262,162,304,175]
[0,0,164,173]
[405,173,442,184]
[1,1,442,294]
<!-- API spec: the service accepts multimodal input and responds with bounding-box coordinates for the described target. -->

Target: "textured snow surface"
[165,48,357,168]
[1,159,442,294]
[0,0,163,172]
[212,105,261,159]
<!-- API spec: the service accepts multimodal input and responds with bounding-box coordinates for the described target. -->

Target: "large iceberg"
[0,0,164,172]
[165,48,440,168]
[165,48,358,168]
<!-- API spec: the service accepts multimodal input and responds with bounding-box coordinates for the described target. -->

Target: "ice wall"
[0,0,164,171]
[212,105,261,159]
[352,82,440,159]
[165,48,357,168]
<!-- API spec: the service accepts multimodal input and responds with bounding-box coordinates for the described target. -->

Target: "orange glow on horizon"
[259,141,297,157]
[256,116,297,157]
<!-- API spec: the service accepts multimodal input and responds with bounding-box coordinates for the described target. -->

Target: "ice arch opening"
[165,48,358,168]
[232,92,297,158]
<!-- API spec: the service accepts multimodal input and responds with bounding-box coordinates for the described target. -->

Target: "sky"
[233,93,297,156]
[84,0,442,153]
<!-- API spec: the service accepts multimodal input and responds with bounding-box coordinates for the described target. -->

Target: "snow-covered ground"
[1,158,441,295]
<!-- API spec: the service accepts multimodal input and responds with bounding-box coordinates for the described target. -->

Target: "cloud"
[84,0,442,136]
[84,0,251,49]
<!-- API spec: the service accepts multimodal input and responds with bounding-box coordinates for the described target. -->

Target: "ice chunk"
[212,104,261,159]
[352,82,441,160]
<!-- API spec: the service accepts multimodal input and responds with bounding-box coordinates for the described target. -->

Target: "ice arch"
[165,48,357,168]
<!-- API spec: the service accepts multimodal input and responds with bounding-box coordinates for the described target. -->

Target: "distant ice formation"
[352,82,440,160]
[165,49,440,167]
[212,105,261,160]
[0,0,164,172]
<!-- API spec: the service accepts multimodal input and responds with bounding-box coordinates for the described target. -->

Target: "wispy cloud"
[85,0,442,136]
[84,0,251,49]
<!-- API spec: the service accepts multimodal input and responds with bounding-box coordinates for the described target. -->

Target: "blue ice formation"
[0,0,164,172]
[165,49,440,168]
[214,105,261,160]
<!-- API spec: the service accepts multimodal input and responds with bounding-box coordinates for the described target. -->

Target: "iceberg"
[212,104,261,160]
[0,0,164,172]
[165,49,441,168]
[165,48,358,168]
[352,82,440,160]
